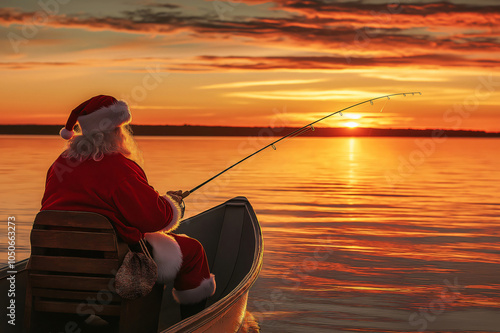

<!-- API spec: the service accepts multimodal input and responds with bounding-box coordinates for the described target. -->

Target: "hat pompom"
[60,127,74,140]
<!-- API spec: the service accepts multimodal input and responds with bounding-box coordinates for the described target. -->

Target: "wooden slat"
[34,211,114,230]
[31,229,116,251]
[30,274,112,291]
[34,300,121,316]
[32,288,121,302]
[30,255,120,274]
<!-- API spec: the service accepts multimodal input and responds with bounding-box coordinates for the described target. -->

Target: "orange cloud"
[177,54,500,72]
[1,2,498,70]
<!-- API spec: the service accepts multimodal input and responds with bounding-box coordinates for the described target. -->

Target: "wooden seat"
[24,211,164,333]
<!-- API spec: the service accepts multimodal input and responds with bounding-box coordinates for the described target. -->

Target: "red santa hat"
[60,95,131,140]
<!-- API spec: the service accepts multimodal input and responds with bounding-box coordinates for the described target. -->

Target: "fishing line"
[187,92,421,195]
[379,97,390,113]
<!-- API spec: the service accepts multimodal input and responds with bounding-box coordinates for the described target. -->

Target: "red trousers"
[170,234,211,291]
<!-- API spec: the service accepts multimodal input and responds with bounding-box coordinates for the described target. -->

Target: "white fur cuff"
[172,274,216,304]
[144,232,183,283]
[78,100,131,135]
[161,194,183,232]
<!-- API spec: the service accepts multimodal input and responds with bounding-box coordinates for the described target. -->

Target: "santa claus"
[41,95,216,321]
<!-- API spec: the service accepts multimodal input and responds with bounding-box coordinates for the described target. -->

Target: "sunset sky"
[0,0,498,130]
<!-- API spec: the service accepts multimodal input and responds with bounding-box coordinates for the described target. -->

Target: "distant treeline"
[0,124,499,137]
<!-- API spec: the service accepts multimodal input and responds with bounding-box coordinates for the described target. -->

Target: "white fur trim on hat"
[172,274,216,304]
[144,232,183,283]
[78,100,131,135]
[161,194,183,232]
[59,127,74,140]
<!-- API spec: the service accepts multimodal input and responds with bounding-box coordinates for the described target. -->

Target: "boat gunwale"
[0,259,28,278]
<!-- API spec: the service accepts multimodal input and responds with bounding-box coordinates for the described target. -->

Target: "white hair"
[62,125,143,165]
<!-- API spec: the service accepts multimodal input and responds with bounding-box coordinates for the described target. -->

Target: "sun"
[345,121,359,128]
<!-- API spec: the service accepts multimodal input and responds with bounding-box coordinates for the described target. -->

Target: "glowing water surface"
[0,135,499,332]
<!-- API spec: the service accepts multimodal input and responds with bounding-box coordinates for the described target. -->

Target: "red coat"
[41,153,180,243]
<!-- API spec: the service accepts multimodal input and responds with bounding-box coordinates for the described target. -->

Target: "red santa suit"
[42,95,215,304]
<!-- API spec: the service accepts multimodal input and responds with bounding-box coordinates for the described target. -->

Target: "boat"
[0,196,264,332]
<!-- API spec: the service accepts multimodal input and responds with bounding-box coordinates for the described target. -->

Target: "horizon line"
[0,124,499,133]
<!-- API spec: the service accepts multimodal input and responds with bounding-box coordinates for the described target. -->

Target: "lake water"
[1,135,499,332]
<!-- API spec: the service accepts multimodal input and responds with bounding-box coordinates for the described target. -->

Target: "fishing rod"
[184,92,421,196]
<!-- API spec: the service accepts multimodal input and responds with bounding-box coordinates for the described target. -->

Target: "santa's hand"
[167,190,190,204]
